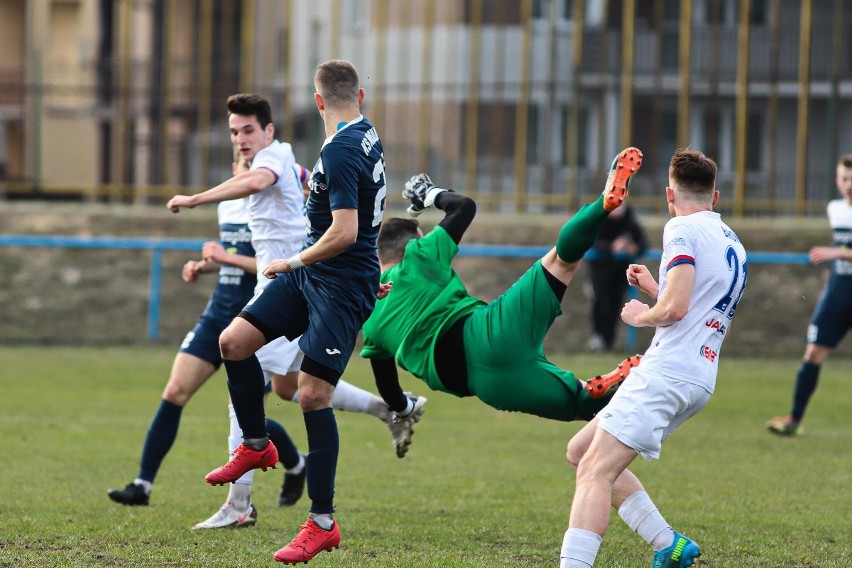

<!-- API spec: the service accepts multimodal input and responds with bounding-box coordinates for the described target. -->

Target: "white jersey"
[639,211,747,393]
[827,199,852,276]
[217,198,250,225]
[247,140,306,271]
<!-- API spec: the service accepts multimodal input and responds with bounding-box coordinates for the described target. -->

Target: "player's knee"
[565,438,584,470]
[219,327,250,360]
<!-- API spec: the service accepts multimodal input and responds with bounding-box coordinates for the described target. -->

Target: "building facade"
[0,0,850,215]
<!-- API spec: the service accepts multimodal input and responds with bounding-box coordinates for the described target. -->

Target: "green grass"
[0,347,849,567]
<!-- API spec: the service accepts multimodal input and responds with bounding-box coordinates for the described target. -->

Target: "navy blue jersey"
[306,115,385,287]
[204,222,256,317]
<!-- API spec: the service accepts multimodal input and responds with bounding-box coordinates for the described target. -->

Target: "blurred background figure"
[585,204,647,352]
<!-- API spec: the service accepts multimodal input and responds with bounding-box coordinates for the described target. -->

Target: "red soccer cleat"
[603,147,643,212]
[274,518,341,564]
[585,354,642,399]
[205,441,279,486]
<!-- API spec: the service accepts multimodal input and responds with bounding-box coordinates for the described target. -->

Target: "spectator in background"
[585,204,647,352]
[766,154,852,436]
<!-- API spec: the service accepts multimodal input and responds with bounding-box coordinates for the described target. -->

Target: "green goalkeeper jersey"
[360,226,483,394]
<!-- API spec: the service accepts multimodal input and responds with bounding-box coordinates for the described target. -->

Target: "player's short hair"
[377,218,420,263]
[838,154,852,169]
[669,148,717,198]
[315,60,361,109]
[227,93,273,129]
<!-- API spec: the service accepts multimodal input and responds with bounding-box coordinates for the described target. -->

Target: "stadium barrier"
[0,235,810,348]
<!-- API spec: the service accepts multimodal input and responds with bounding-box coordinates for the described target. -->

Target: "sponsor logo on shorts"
[325,348,341,355]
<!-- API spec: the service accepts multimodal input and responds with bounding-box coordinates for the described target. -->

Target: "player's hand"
[182,260,203,283]
[403,173,451,217]
[166,195,195,213]
[262,259,292,279]
[202,241,227,263]
[377,281,393,300]
[621,299,650,327]
[626,264,657,298]
[809,246,839,265]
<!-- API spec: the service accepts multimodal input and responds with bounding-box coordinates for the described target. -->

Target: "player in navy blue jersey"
[108,156,302,517]
[203,60,387,564]
[767,154,852,436]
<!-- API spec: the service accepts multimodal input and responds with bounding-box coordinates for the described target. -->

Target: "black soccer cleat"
[278,462,306,507]
[108,482,150,506]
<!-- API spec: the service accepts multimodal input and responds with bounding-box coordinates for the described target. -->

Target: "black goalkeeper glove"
[402,173,452,217]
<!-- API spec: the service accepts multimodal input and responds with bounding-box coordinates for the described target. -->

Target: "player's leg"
[279,369,392,424]
[108,348,216,505]
[207,318,281,485]
[546,147,643,285]
[767,297,843,436]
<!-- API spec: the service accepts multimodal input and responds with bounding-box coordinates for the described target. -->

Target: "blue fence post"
[148,247,163,341]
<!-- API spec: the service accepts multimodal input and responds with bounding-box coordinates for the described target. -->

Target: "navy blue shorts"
[178,312,231,368]
[808,287,852,348]
[241,269,375,378]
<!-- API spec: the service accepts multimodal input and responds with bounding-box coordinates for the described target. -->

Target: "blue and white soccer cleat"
[652,531,701,567]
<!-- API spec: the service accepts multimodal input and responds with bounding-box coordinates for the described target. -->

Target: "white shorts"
[256,336,303,376]
[598,366,712,461]
[251,258,304,377]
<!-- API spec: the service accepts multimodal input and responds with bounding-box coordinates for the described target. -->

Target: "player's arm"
[370,357,409,413]
[621,263,693,328]
[435,192,477,245]
[262,208,357,277]
[182,259,217,283]
[809,246,852,264]
[166,168,276,212]
[202,241,257,274]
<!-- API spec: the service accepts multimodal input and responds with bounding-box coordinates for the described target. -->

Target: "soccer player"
[163,94,396,528]
[360,149,643,452]
[560,148,748,568]
[766,154,852,436]
[195,60,388,564]
[108,155,305,522]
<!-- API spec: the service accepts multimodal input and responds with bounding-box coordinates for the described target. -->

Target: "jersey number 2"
[713,246,747,320]
[372,156,387,227]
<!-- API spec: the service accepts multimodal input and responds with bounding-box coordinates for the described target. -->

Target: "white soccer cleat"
[191,501,257,530]
[387,395,427,458]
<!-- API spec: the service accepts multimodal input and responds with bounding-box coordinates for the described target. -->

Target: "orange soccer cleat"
[274,517,341,564]
[204,441,279,486]
[603,147,644,212]
[585,354,642,399]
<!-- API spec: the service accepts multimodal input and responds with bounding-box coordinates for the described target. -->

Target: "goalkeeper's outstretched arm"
[435,192,477,245]
[371,357,409,413]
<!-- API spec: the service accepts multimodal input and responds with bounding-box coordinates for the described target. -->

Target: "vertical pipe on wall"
[116,0,132,192]
[766,0,780,210]
[826,0,843,189]
[676,0,692,148]
[794,0,812,215]
[514,0,533,212]
[464,0,482,199]
[619,0,635,150]
[565,0,585,210]
[734,0,751,217]
[240,0,256,91]
[416,0,435,173]
[197,0,213,187]
[372,2,388,139]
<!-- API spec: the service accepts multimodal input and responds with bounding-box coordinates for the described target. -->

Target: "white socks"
[227,482,252,511]
[560,528,602,567]
[618,491,674,551]
[286,452,306,475]
[227,404,255,485]
[133,478,152,495]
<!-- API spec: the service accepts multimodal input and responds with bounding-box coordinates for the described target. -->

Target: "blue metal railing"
[0,235,811,347]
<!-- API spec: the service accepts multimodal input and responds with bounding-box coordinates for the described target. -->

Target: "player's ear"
[357,88,365,106]
[314,92,324,112]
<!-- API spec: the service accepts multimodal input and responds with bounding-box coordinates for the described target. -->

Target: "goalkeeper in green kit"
[360,148,645,458]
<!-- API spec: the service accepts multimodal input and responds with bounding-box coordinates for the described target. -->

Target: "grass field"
[0,346,849,567]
